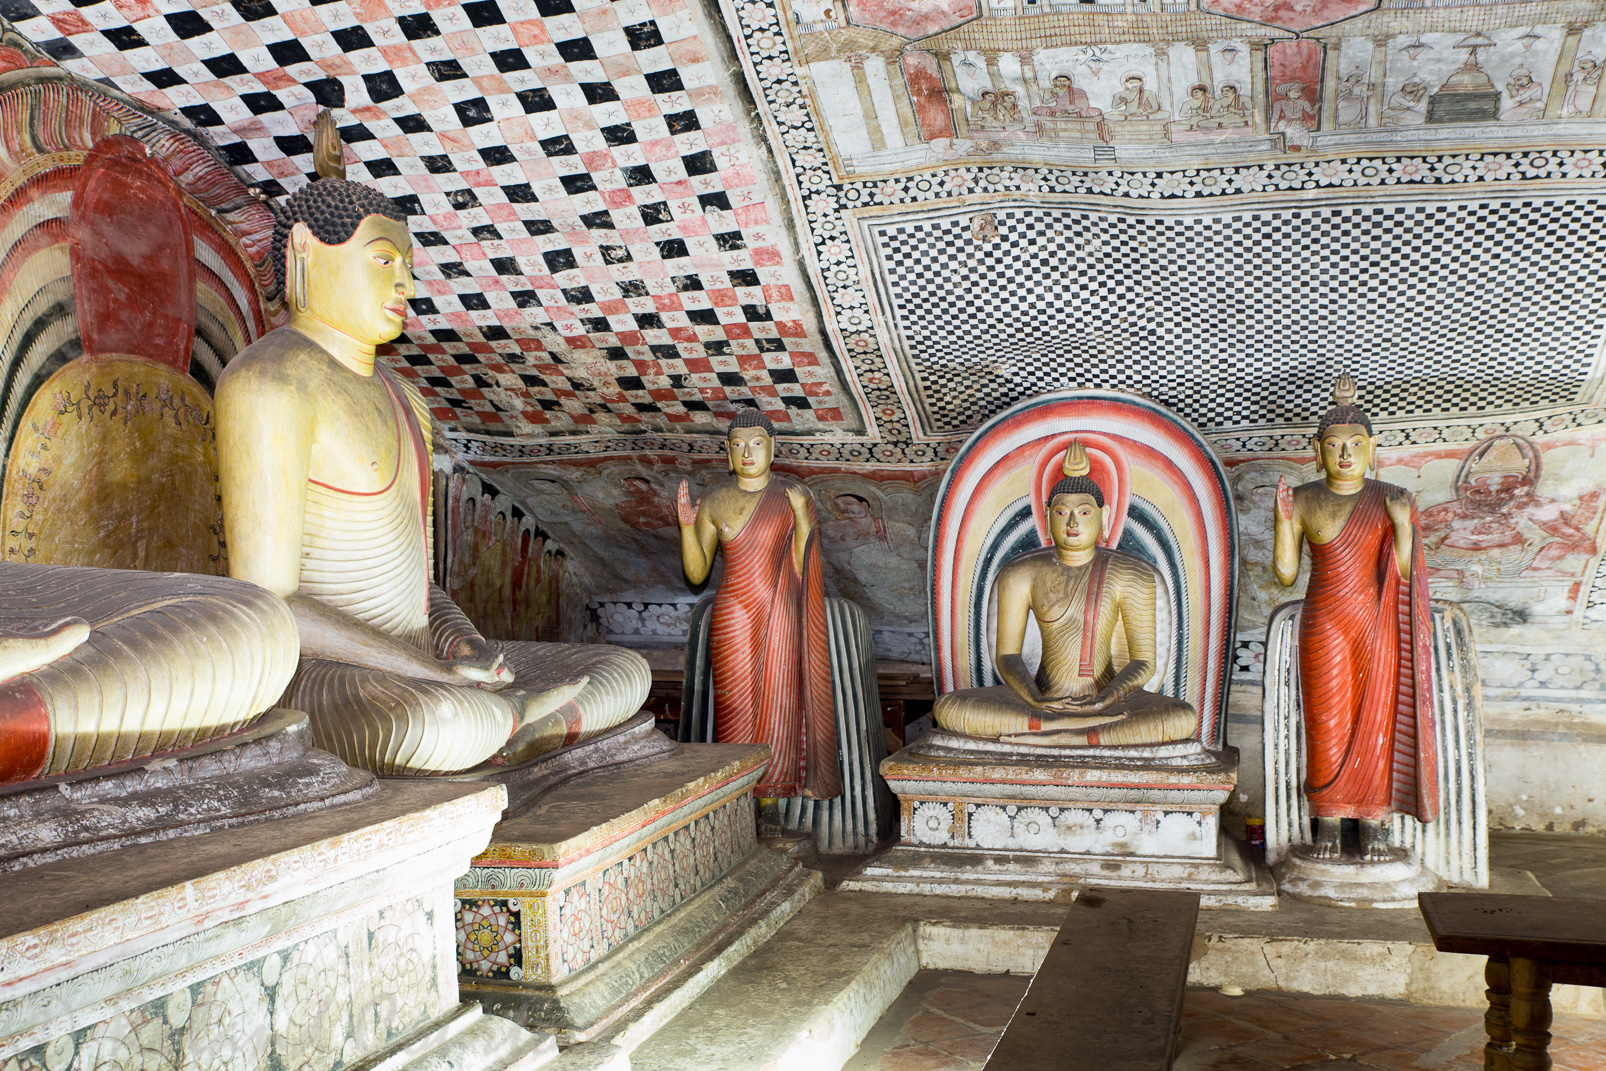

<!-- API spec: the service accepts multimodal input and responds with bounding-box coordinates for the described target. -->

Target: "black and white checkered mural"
[866,198,1606,439]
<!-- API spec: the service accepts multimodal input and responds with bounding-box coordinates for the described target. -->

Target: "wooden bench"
[985,887,1201,1070]
[1419,892,1606,1071]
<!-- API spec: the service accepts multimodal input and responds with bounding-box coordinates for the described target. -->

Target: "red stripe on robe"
[0,677,50,784]
[1298,481,1438,823]
[709,481,840,798]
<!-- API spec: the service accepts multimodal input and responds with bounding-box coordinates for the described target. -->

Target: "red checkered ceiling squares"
[10,0,858,441]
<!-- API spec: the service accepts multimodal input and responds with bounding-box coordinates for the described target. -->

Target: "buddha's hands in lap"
[444,636,514,687]
[1030,689,1119,717]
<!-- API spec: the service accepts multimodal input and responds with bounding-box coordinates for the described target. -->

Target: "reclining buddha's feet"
[0,618,90,682]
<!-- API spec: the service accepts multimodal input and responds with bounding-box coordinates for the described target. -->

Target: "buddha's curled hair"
[271,179,409,291]
[1047,437,1105,508]
[1048,475,1105,509]
[1316,374,1373,436]
[726,407,775,438]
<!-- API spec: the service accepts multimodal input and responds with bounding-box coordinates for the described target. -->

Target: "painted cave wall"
[0,0,1601,827]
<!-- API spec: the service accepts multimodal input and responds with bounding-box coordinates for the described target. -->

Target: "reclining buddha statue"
[932,441,1199,747]
[215,176,649,775]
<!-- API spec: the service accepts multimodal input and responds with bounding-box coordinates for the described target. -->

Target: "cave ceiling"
[5,0,1606,473]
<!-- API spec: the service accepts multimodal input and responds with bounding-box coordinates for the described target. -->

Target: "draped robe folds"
[709,481,840,798]
[1298,481,1438,823]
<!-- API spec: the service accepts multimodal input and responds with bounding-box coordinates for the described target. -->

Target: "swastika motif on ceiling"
[864,197,1606,438]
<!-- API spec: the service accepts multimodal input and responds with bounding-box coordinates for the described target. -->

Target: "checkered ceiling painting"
[868,199,1606,438]
[5,0,861,445]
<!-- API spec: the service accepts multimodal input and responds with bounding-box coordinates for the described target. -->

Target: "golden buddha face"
[728,427,773,478]
[1048,492,1102,554]
[292,214,415,346]
[1314,422,1375,481]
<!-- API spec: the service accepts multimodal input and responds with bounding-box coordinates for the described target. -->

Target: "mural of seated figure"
[216,170,650,776]
[933,440,1198,748]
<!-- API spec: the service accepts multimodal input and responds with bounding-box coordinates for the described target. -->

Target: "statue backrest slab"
[1,134,235,572]
[0,81,274,574]
[929,389,1238,747]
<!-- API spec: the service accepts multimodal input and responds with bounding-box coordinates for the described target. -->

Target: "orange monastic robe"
[710,482,840,798]
[1299,481,1438,823]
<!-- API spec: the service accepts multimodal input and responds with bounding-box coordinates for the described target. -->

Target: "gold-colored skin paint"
[216,215,582,772]
[676,425,813,579]
[1274,423,1416,861]
[933,490,1197,747]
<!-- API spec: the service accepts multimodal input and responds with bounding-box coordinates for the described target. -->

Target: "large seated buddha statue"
[933,441,1198,748]
[215,176,649,776]
[0,133,367,858]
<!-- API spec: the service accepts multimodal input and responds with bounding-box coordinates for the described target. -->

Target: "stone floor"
[844,979,1606,1071]
[841,970,1029,1071]
[1177,989,1606,1071]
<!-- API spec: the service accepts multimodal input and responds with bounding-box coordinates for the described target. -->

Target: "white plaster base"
[0,782,557,1071]
[1275,850,1443,908]
[842,835,1276,907]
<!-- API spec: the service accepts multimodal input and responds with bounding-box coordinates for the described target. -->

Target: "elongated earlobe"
[290,251,308,313]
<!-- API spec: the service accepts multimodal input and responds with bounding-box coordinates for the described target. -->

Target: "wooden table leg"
[1485,955,1512,1071]
[1509,956,1554,1071]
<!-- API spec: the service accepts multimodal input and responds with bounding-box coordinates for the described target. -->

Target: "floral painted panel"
[455,791,755,987]
[1,899,444,1071]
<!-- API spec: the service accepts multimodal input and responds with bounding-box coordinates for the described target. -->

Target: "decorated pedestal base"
[0,782,555,1071]
[842,732,1274,908]
[1275,849,1443,909]
[454,743,818,1045]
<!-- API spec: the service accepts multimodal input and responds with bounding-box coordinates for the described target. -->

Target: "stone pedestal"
[843,732,1274,907]
[0,709,374,872]
[1275,850,1443,908]
[455,743,818,1044]
[0,781,556,1071]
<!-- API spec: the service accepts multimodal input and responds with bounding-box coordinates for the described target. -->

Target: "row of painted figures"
[0,163,1438,879]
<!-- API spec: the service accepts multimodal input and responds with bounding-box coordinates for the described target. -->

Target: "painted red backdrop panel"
[69,134,195,370]
[1268,39,1325,117]
[903,52,954,142]
[846,0,976,39]
[1203,0,1376,33]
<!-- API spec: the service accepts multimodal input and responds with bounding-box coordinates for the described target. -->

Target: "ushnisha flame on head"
[1316,374,1373,436]
[1048,438,1105,509]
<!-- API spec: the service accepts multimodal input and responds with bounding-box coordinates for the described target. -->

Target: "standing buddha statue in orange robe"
[1274,377,1438,862]
[677,410,840,799]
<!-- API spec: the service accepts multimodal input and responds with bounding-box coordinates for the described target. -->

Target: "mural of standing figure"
[1273,377,1438,863]
[1335,69,1370,128]
[1271,81,1319,149]
[677,409,841,799]
[1563,56,1601,117]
